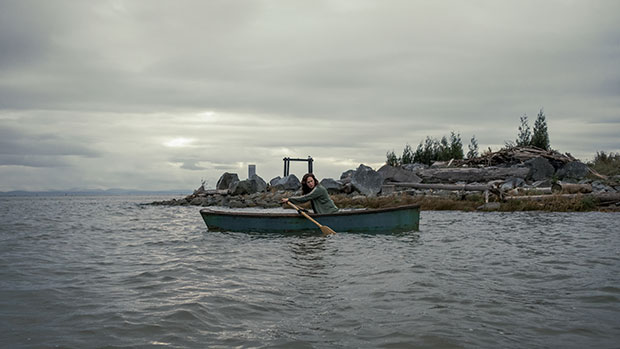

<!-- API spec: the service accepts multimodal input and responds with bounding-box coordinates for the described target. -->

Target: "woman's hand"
[281,198,289,204]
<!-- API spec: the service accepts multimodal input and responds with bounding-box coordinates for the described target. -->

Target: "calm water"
[0,195,619,348]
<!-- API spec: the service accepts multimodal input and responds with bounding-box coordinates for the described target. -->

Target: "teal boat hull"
[199,204,420,234]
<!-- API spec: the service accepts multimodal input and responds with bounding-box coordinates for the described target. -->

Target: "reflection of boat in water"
[199,204,420,234]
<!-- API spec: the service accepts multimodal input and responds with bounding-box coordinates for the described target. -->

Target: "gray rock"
[343,182,355,194]
[269,176,281,187]
[532,179,553,188]
[524,157,555,181]
[402,163,428,172]
[230,181,252,195]
[216,172,240,191]
[592,181,616,193]
[340,170,356,183]
[500,177,526,191]
[377,164,422,184]
[250,174,267,192]
[320,178,344,194]
[351,164,384,196]
[219,196,229,206]
[228,199,245,208]
[230,174,267,195]
[556,161,590,180]
[270,174,301,191]
[190,197,203,205]
[204,196,219,206]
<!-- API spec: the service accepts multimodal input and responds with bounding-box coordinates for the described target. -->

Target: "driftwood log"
[551,183,593,194]
[387,182,489,191]
[415,167,530,183]
[457,146,576,168]
[508,187,553,195]
[388,181,495,203]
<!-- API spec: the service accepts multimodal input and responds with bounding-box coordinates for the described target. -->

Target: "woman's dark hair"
[301,173,319,194]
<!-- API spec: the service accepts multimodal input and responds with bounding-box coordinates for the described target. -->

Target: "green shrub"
[589,151,620,176]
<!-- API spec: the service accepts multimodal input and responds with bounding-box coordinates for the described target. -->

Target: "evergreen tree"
[414,137,436,165]
[438,136,450,161]
[401,144,414,165]
[516,114,532,147]
[449,131,464,159]
[396,131,465,165]
[530,108,550,150]
[467,135,479,159]
[386,150,399,166]
[414,142,424,164]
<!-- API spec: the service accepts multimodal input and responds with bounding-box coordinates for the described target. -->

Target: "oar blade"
[320,225,337,235]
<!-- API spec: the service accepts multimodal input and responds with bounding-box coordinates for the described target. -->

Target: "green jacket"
[289,185,339,214]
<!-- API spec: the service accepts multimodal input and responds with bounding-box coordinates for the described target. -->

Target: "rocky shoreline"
[151,147,620,211]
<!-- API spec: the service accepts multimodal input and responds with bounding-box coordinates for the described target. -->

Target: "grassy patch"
[331,192,609,212]
[332,193,483,211]
[588,151,620,177]
[500,195,602,212]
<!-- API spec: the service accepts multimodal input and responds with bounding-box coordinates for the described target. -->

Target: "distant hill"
[0,188,190,197]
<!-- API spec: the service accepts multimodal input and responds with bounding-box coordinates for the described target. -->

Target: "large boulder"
[250,174,267,191]
[350,164,384,196]
[216,172,240,191]
[524,157,555,181]
[230,174,267,195]
[269,176,281,187]
[320,178,344,194]
[377,164,422,184]
[270,174,301,191]
[340,169,356,183]
[402,163,428,172]
[556,161,590,180]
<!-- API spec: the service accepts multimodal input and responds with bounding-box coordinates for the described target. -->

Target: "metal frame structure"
[283,156,313,176]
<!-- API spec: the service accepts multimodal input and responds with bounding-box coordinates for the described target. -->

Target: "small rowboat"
[199,204,420,234]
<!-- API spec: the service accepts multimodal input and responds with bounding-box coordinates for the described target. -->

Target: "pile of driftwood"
[384,146,620,208]
[457,146,576,168]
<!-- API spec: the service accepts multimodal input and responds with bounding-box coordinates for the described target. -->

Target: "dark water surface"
[1,196,619,348]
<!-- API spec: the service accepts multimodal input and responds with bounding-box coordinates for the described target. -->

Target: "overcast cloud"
[1,0,619,191]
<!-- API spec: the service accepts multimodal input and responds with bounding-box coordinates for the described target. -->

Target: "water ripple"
[0,197,619,348]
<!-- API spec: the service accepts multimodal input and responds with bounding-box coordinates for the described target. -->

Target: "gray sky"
[1,0,619,191]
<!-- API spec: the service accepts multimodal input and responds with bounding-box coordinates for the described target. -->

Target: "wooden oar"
[287,201,336,235]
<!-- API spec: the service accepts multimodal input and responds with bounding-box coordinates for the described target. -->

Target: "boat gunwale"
[199,203,420,218]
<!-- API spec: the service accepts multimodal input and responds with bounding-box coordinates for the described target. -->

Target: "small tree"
[414,137,436,165]
[467,135,479,159]
[516,114,532,147]
[589,151,620,176]
[531,108,550,150]
[386,150,399,166]
[401,144,414,165]
[449,131,464,159]
[438,136,451,161]
[414,142,424,164]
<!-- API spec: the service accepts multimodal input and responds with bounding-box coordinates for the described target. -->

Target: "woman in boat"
[282,173,339,214]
